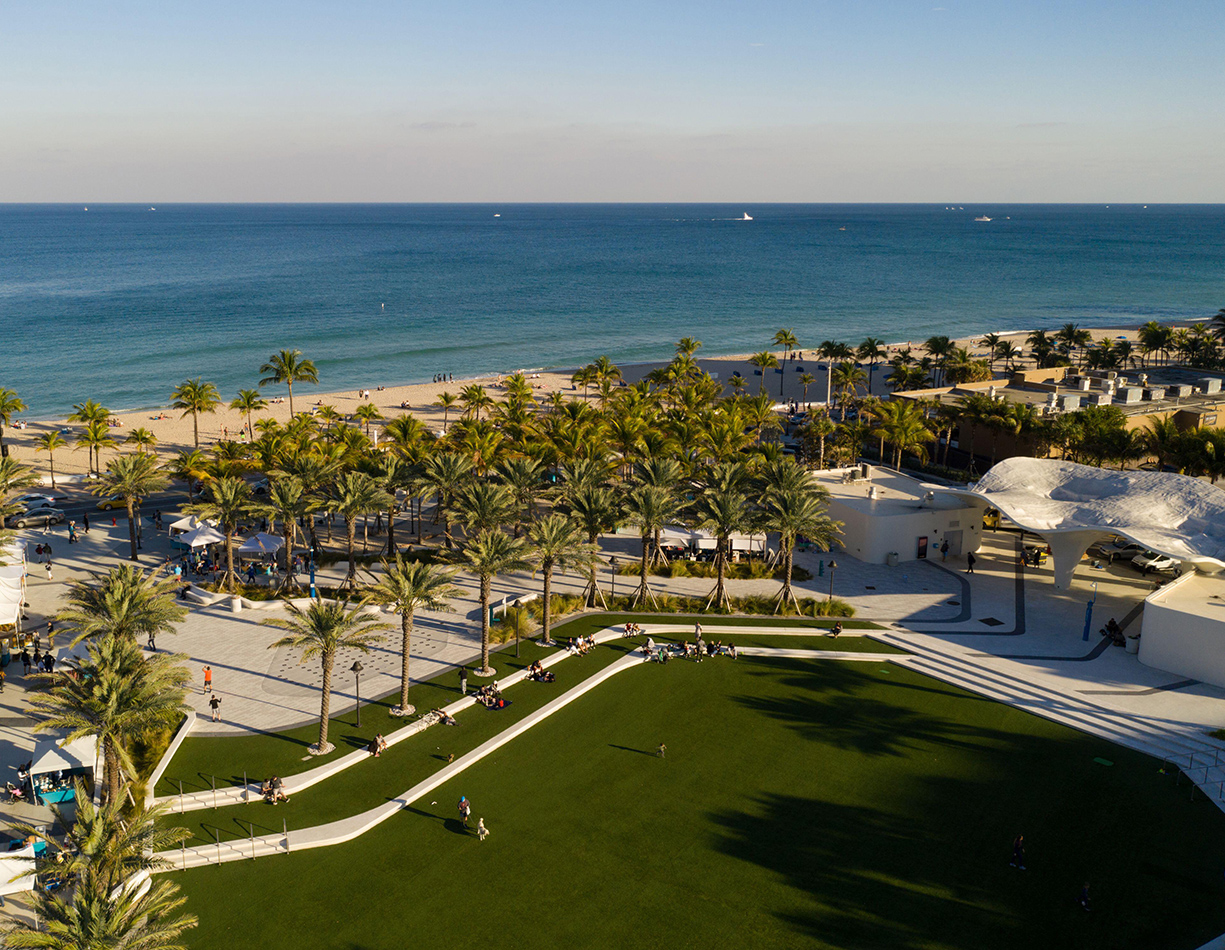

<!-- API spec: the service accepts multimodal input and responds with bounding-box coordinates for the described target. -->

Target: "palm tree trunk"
[104,737,121,806]
[346,518,357,590]
[385,503,396,556]
[224,530,236,593]
[317,654,333,752]
[479,574,493,674]
[398,610,414,714]
[775,542,796,614]
[634,533,650,607]
[542,565,553,644]
[49,454,56,490]
[282,524,295,588]
[125,498,138,561]
[192,411,199,449]
[711,539,728,609]
[288,382,295,419]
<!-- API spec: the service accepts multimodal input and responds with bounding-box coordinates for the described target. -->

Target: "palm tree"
[773,328,799,395]
[1141,415,1181,470]
[371,557,458,715]
[997,340,1023,373]
[75,418,117,475]
[0,387,26,459]
[567,484,623,607]
[692,485,751,610]
[979,333,1003,369]
[624,484,681,608]
[59,564,186,646]
[728,373,747,396]
[460,383,495,421]
[0,457,38,521]
[874,400,935,469]
[231,388,269,439]
[264,599,390,754]
[454,479,517,538]
[30,635,190,805]
[124,427,159,453]
[856,338,886,392]
[187,476,252,593]
[799,410,836,470]
[459,529,534,676]
[434,391,459,432]
[422,451,474,548]
[168,448,209,503]
[764,486,841,612]
[34,430,67,489]
[250,474,315,585]
[5,863,197,949]
[529,514,596,645]
[355,403,384,438]
[330,472,393,590]
[886,363,930,392]
[94,453,168,561]
[747,350,779,394]
[831,361,868,416]
[170,377,221,449]
[259,348,319,418]
[797,372,816,409]
[496,456,544,536]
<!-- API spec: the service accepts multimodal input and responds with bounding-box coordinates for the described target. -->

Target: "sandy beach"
[4,319,1209,483]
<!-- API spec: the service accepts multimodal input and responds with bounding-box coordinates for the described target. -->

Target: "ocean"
[1,203,1222,418]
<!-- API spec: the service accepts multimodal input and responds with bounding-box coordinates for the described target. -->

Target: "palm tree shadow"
[608,744,656,757]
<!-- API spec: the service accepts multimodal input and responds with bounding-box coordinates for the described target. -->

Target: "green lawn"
[157,613,890,795]
[172,652,1225,950]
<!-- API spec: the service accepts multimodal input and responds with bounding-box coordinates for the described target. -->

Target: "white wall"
[827,500,982,565]
[1139,574,1225,689]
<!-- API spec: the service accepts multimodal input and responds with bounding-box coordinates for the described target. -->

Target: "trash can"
[886,552,900,567]
[1125,635,1140,655]
[230,596,243,614]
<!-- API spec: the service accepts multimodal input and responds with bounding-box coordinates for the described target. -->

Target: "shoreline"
[4,316,1212,482]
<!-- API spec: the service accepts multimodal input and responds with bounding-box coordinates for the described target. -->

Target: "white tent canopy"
[0,844,36,897]
[177,524,225,548]
[30,734,98,778]
[238,532,284,555]
[0,600,19,629]
[169,515,215,536]
[0,565,25,582]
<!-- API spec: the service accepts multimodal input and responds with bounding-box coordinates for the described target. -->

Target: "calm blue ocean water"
[1,203,1222,417]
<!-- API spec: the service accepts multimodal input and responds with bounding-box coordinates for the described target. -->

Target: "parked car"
[96,495,125,511]
[1095,539,1145,563]
[6,508,65,529]
[14,493,57,510]
[1131,551,1179,574]
[251,478,270,495]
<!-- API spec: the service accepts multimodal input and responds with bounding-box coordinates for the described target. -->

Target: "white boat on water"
[975,215,993,222]
[740,212,753,221]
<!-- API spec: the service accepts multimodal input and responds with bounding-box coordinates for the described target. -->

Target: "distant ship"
[740,213,753,221]
[975,215,993,222]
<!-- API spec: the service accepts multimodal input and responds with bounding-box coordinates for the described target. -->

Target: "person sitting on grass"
[830,621,843,637]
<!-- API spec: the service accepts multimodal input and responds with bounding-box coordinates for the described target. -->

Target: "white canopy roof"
[0,845,36,896]
[0,600,19,627]
[238,532,284,555]
[0,565,24,581]
[169,515,215,535]
[30,734,98,777]
[177,524,225,548]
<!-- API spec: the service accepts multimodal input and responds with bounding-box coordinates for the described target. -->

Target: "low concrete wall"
[1139,572,1225,689]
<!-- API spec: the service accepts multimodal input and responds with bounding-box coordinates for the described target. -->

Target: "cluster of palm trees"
[4,566,197,945]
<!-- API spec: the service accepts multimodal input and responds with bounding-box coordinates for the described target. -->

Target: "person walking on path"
[940,539,949,561]
[82,511,89,534]
[68,522,77,544]
[1010,834,1026,869]
[208,695,222,722]
[20,649,31,675]
[477,818,489,842]
[657,742,667,758]
[46,620,56,648]
[965,552,976,574]
[44,562,53,582]
[458,795,471,827]
[203,665,213,694]
[459,666,468,696]
[147,629,157,651]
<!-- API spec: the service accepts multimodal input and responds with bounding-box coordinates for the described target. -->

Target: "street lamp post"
[610,557,618,605]
[351,660,364,727]
[827,559,838,602]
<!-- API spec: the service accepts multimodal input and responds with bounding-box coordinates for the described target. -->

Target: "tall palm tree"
[5,863,197,949]
[799,411,836,470]
[250,474,315,584]
[170,377,221,449]
[874,400,935,469]
[371,557,458,715]
[676,336,703,358]
[330,472,393,589]
[459,529,534,676]
[624,484,681,608]
[773,328,799,395]
[187,476,252,593]
[355,402,384,437]
[747,350,779,394]
[168,448,209,503]
[30,635,190,805]
[264,599,390,754]
[422,451,474,548]
[434,391,458,432]
[59,564,186,646]
[454,479,517,538]
[979,333,1003,369]
[94,453,168,561]
[692,485,752,610]
[75,418,117,475]
[231,388,269,439]
[566,484,623,607]
[764,486,842,612]
[0,387,26,459]
[459,384,495,421]
[798,372,816,409]
[856,338,886,392]
[496,456,544,536]
[259,348,319,418]
[529,514,596,645]
[34,430,67,489]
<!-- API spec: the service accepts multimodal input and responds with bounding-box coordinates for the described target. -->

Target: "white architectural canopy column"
[1035,529,1106,590]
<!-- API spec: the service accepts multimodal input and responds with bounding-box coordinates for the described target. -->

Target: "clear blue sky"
[3,0,1221,201]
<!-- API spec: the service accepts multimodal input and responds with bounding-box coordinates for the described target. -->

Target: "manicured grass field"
[172,650,1225,950]
[157,613,891,795]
